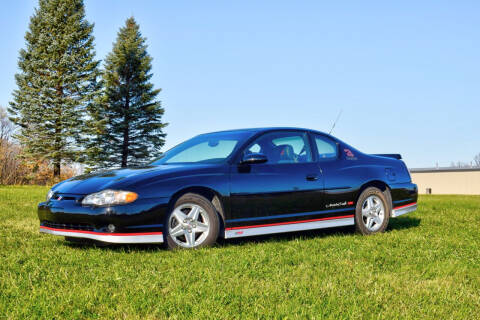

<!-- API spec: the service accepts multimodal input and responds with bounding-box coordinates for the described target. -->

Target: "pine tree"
[96,17,167,168]
[9,0,100,177]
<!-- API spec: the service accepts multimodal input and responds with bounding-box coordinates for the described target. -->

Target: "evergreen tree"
[96,17,166,168]
[9,0,100,177]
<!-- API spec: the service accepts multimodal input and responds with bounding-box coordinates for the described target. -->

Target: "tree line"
[449,156,480,169]
[5,0,166,182]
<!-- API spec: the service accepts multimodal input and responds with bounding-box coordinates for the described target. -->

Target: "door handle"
[306,174,319,181]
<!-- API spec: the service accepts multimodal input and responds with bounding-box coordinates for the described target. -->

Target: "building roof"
[410,167,480,173]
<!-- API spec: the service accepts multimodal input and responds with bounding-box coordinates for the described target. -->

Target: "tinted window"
[314,135,337,160]
[166,140,238,163]
[151,131,254,165]
[245,131,312,164]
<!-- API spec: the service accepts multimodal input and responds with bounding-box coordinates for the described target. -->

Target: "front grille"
[50,193,83,201]
[42,221,95,231]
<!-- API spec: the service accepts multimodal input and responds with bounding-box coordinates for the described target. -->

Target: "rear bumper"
[390,182,418,217]
[391,202,417,217]
[40,226,163,243]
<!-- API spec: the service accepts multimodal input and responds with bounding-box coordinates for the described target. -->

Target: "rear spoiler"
[373,154,402,160]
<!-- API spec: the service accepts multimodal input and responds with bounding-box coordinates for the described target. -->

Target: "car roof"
[202,127,330,136]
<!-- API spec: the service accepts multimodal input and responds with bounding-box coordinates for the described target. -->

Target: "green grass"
[0,186,479,319]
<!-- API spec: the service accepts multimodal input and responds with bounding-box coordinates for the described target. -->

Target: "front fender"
[130,173,231,200]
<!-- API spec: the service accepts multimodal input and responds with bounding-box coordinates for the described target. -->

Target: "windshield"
[151,131,255,165]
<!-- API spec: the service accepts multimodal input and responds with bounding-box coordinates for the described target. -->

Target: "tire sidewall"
[164,193,220,249]
[355,187,391,235]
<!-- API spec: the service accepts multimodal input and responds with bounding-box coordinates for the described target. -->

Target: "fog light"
[107,224,116,233]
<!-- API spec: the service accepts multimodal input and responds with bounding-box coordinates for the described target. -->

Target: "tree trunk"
[53,160,61,177]
[121,95,130,167]
[54,85,63,177]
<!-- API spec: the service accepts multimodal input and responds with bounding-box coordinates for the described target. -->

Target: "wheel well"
[358,180,392,208]
[169,187,226,230]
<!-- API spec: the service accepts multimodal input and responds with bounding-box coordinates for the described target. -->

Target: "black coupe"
[38,127,418,249]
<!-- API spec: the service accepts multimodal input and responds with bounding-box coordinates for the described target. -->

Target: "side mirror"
[240,153,268,165]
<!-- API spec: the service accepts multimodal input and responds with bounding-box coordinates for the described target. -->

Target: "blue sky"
[1,1,479,168]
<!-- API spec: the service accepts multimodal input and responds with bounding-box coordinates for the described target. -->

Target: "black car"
[38,127,418,249]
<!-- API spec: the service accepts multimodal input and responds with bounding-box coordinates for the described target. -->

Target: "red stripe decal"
[40,226,162,236]
[393,202,417,210]
[225,214,354,231]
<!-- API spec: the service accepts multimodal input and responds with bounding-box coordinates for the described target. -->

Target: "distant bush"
[0,140,76,185]
[0,107,76,185]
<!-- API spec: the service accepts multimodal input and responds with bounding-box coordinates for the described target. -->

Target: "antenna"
[329,109,343,134]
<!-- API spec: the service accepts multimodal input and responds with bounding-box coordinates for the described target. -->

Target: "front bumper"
[38,195,169,244]
[40,226,164,243]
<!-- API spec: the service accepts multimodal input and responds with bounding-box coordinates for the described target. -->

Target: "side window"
[314,135,338,160]
[244,131,312,164]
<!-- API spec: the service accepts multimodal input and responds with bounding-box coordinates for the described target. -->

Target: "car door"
[311,133,358,211]
[228,130,324,224]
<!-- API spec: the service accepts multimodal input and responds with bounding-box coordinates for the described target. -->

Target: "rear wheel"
[354,187,390,235]
[165,193,220,249]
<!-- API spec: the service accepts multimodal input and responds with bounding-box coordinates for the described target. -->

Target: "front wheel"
[165,193,220,249]
[354,187,390,235]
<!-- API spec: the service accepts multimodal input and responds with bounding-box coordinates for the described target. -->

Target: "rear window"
[313,135,337,160]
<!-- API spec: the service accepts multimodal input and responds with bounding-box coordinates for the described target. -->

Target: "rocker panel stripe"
[224,216,354,239]
[225,214,354,230]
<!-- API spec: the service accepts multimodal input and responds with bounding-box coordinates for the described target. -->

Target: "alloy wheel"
[361,195,385,232]
[168,203,210,248]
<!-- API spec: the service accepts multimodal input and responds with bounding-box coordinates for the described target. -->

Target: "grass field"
[0,186,479,319]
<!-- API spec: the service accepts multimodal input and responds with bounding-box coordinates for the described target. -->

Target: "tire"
[354,187,391,235]
[164,193,220,249]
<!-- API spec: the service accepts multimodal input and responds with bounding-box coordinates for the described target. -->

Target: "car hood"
[52,164,217,194]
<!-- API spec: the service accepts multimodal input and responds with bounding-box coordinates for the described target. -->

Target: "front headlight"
[46,189,54,201]
[82,190,138,206]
